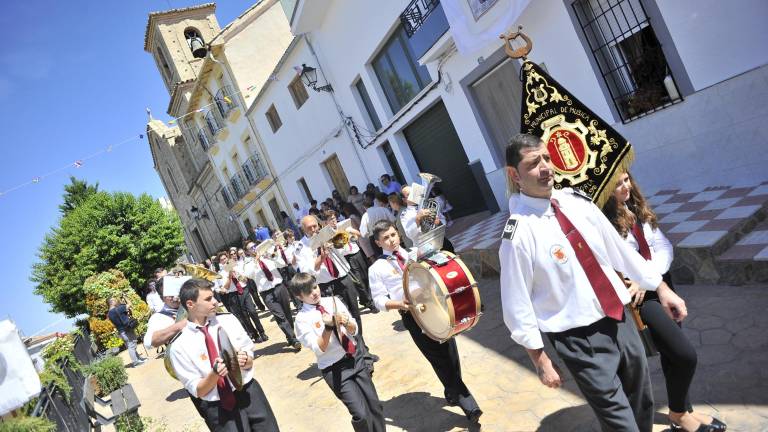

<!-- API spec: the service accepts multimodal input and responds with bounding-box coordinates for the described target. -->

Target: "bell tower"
[144,3,220,94]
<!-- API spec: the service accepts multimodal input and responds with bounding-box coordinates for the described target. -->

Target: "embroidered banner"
[519,60,633,207]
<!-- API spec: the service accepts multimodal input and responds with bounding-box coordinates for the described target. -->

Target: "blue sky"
[0,1,255,337]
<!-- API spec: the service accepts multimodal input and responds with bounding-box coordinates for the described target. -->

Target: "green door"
[403,101,486,218]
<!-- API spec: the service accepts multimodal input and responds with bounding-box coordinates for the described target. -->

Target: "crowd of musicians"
[126,136,728,432]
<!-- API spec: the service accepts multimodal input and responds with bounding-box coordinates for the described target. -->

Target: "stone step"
[650,184,768,285]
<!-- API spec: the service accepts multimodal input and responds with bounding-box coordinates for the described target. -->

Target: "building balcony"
[400,0,449,60]
[220,154,270,208]
[204,109,224,140]
[214,85,238,119]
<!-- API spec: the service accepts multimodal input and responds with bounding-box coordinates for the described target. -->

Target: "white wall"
[246,37,378,209]
[656,0,768,91]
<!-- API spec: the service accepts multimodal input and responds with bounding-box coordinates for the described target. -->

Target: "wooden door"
[323,154,351,199]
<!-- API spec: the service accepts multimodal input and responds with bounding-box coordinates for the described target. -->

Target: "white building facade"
[269,0,768,215]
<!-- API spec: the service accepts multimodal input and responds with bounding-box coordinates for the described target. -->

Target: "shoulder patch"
[501,217,518,240]
[571,188,592,201]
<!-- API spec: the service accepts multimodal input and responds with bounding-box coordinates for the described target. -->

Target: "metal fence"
[31,331,97,431]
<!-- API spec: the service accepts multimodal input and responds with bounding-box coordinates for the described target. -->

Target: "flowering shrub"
[84,269,150,350]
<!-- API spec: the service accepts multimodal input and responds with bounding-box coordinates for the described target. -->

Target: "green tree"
[32,190,185,316]
[59,176,99,216]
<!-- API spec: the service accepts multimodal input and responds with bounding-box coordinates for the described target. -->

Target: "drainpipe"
[208,47,291,229]
[304,34,373,183]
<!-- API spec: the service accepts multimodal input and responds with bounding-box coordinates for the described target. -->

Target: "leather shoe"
[254,335,265,343]
[670,422,720,432]
[467,408,483,424]
[292,340,302,351]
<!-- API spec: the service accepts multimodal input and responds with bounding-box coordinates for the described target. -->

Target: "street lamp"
[300,63,333,93]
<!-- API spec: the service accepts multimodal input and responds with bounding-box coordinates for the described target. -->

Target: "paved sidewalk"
[125,281,768,431]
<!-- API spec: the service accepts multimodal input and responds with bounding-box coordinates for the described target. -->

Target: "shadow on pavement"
[296,363,323,384]
[382,391,479,432]
[391,319,406,332]
[536,405,671,432]
[165,388,189,402]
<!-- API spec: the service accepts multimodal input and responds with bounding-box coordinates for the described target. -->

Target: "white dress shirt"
[368,247,411,312]
[169,313,254,400]
[624,220,674,275]
[499,189,663,350]
[243,256,284,292]
[146,291,164,314]
[359,205,395,237]
[296,237,349,283]
[143,309,175,349]
[284,241,303,270]
[400,205,420,245]
[271,245,291,269]
[218,268,237,294]
[294,296,358,370]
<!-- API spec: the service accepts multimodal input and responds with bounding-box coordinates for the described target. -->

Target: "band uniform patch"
[550,244,568,264]
[501,218,518,240]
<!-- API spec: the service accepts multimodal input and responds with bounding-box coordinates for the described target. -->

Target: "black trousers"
[321,353,385,432]
[277,266,302,310]
[640,299,697,413]
[400,311,479,416]
[318,276,362,336]
[547,314,654,432]
[345,251,373,306]
[225,292,266,340]
[196,379,280,432]
[260,284,297,344]
[246,279,266,311]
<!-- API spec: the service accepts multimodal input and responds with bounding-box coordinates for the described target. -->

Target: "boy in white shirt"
[289,273,385,432]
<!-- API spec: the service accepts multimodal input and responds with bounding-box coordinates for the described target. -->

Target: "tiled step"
[648,183,768,285]
[714,219,768,284]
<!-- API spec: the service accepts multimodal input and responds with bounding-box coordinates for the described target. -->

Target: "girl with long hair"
[603,171,726,432]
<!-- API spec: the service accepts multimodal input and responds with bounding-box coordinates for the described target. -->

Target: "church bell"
[190,37,207,59]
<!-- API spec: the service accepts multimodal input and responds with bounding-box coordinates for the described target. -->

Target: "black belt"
[320,354,354,373]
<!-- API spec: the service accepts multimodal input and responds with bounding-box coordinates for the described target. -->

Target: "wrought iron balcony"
[400,0,449,59]
[204,109,224,138]
[220,154,270,206]
[215,85,238,119]
[196,127,211,151]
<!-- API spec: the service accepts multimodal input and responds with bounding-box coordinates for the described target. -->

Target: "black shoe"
[365,303,379,313]
[254,335,265,343]
[368,353,380,363]
[467,408,483,424]
[262,334,269,341]
[291,340,302,351]
[709,418,726,431]
[670,422,721,432]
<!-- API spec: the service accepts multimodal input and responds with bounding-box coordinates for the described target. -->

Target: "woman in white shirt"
[603,171,725,432]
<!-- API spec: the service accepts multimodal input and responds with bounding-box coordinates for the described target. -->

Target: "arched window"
[184,28,207,58]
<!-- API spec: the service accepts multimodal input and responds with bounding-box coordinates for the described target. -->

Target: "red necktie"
[631,222,652,261]
[550,199,624,321]
[199,325,236,410]
[278,246,289,264]
[315,303,355,356]
[318,248,339,278]
[392,250,406,271]
[258,259,274,282]
[230,274,244,295]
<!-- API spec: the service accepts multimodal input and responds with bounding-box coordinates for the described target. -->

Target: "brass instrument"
[180,263,221,281]
[416,172,442,233]
[331,230,350,249]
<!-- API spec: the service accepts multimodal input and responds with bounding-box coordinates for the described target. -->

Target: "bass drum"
[403,251,481,343]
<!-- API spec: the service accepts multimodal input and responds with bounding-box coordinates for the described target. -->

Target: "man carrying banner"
[499,133,688,431]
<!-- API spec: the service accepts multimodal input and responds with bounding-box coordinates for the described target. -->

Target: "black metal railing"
[401,0,441,37]
[197,127,212,151]
[572,0,682,122]
[204,109,224,137]
[220,154,269,206]
[215,85,238,119]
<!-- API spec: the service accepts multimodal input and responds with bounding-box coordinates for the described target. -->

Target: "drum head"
[406,264,453,341]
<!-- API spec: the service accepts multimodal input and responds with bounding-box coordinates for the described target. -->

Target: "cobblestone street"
[126,279,768,431]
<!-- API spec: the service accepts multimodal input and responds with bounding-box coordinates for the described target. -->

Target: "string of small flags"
[0,134,144,199]
[166,82,266,126]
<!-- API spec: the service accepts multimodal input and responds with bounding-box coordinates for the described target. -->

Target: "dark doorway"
[403,101,486,217]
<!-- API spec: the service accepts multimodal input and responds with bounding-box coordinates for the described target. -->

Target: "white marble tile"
[669,220,709,233]
[755,246,768,261]
[736,230,768,246]
[702,198,742,211]
[653,202,684,215]
[660,212,695,224]
[648,194,672,206]
[473,237,499,250]
[690,190,727,202]
[748,184,768,196]
[677,231,728,248]
[715,205,761,220]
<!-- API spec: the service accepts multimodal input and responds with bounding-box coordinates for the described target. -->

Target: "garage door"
[403,101,486,218]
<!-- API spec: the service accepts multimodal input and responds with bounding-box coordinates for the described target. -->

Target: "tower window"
[184,28,207,59]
